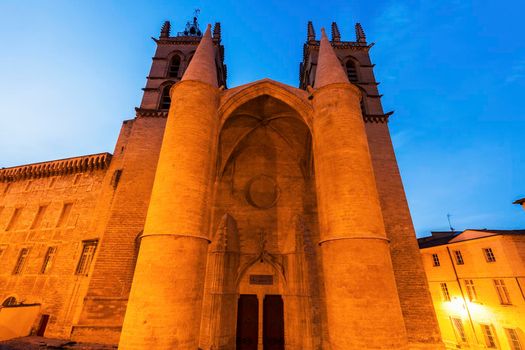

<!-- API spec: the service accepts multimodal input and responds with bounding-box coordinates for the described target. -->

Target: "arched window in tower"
[168,55,181,78]
[346,60,358,82]
[160,84,172,110]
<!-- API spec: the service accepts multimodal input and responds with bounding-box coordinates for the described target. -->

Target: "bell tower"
[300,22,444,348]
[137,13,226,115]
[300,21,391,122]
[118,21,222,350]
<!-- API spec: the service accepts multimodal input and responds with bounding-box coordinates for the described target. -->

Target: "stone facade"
[0,154,111,339]
[0,17,443,350]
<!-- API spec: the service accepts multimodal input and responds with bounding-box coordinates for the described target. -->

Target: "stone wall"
[365,122,444,348]
[72,117,167,344]
[0,154,110,339]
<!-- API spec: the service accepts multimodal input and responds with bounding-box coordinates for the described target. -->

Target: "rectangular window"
[24,180,32,192]
[451,317,467,343]
[432,253,440,267]
[6,207,22,231]
[454,250,464,265]
[482,324,497,348]
[440,282,451,301]
[13,248,29,275]
[75,240,98,275]
[31,205,48,230]
[3,183,11,194]
[506,328,523,350]
[465,279,478,302]
[40,246,57,274]
[56,203,73,228]
[494,279,512,305]
[48,177,57,188]
[484,248,496,262]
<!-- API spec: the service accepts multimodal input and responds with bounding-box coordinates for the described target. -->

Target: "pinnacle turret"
[160,21,171,38]
[355,23,366,43]
[314,28,349,88]
[331,22,341,42]
[307,21,316,41]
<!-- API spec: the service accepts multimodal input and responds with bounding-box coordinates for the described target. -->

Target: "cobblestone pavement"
[0,337,117,350]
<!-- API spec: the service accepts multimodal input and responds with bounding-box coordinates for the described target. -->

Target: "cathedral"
[0,16,444,350]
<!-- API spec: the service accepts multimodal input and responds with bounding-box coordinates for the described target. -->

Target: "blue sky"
[0,1,524,236]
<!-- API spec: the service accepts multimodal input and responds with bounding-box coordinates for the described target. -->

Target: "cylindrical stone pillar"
[118,80,219,350]
[312,83,409,349]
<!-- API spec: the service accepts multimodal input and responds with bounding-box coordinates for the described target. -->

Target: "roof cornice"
[135,108,168,118]
[0,152,112,182]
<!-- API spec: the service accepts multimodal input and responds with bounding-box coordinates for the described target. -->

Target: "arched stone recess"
[218,79,313,130]
[199,87,325,349]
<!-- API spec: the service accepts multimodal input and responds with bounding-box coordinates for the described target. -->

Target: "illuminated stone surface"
[0,17,444,350]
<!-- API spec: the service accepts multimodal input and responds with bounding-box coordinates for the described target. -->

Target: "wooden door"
[236,294,259,350]
[263,295,284,350]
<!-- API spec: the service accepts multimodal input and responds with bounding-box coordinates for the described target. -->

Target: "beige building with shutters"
[419,229,525,350]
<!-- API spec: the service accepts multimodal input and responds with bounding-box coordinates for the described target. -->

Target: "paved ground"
[0,337,117,350]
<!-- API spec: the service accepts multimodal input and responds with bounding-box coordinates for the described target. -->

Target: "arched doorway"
[236,294,285,350]
[236,259,285,350]
[199,89,323,350]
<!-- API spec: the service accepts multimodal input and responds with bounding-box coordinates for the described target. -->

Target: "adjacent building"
[419,229,525,349]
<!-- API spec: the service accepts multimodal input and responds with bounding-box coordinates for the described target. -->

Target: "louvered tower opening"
[168,55,181,78]
[346,60,358,82]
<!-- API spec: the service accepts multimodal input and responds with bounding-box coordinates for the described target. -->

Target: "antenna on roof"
[447,213,455,232]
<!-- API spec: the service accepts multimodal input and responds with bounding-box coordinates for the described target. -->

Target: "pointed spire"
[160,21,171,38]
[182,24,218,87]
[314,28,349,88]
[355,23,366,43]
[331,22,341,42]
[307,21,315,41]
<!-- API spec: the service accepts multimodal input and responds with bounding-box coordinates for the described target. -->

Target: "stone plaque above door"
[249,274,274,285]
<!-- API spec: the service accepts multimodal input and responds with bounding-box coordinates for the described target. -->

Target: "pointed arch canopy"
[218,79,313,130]
[235,250,287,289]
